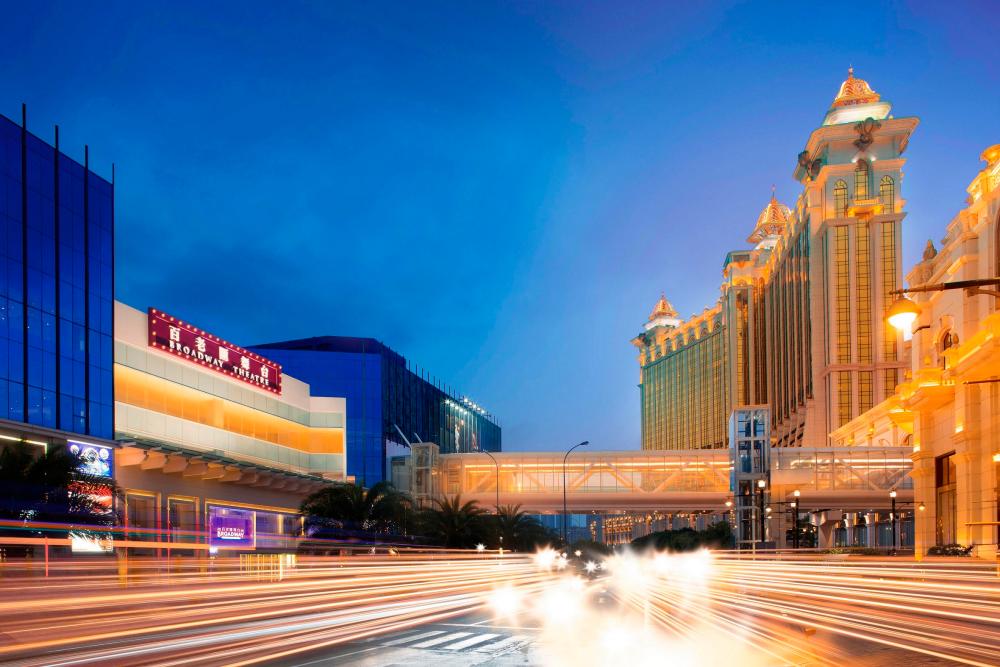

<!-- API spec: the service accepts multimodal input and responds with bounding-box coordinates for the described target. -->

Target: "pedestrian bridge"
[391,446,913,514]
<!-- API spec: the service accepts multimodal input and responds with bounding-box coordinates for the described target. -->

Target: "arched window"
[855,160,870,199]
[879,175,895,211]
[834,180,848,217]
[939,329,959,368]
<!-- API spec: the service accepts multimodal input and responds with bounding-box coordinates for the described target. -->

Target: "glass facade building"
[638,309,729,450]
[249,336,500,486]
[0,109,113,439]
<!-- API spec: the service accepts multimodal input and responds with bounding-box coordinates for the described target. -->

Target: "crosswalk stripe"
[379,630,445,646]
[410,631,472,648]
[441,633,499,650]
[480,634,528,653]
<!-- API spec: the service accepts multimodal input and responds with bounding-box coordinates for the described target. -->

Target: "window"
[939,330,959,368]
[935,452,957,546]
[879,175,895,211]
[833,180,848,217]
[855,160,870,200]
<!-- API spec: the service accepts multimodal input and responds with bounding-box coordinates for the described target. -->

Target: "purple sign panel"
[208,506,255,549]
[148,307,282,394]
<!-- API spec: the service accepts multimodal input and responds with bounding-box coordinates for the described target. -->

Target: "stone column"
[910,449,936,560]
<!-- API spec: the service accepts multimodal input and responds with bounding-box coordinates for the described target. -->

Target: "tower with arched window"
[634,69,918,453]
[788,68,919,447]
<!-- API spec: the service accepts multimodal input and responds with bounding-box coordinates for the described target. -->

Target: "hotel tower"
[633,69,918,451]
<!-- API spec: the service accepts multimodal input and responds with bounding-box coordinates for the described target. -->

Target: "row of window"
[833,163,895,216]
[0,115,114,438]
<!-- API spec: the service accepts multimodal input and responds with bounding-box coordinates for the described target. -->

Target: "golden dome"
[748,192,792,244]
[832,67,881,108]
[981,144,1000,167]
[649,293,677,320]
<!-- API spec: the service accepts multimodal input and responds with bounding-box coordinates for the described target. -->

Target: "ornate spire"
[832,67,881,108]
[649,293,677,320]
[747,191,792,245]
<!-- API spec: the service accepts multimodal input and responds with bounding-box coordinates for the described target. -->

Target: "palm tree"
[493,504,553,552]
[422,495,487,548]
[300,481,409,536]
[0,442,119,556]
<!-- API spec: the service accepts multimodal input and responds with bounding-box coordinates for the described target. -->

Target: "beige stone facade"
[836,145,1000,559]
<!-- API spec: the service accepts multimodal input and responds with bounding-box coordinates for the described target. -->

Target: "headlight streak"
[625,552,1000,667]
[1,548,998,666]
[0,552,550,667]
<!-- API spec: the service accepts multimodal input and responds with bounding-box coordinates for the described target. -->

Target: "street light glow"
[887,296,921,339]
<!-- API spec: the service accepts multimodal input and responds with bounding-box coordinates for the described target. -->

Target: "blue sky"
[4,1,998,451]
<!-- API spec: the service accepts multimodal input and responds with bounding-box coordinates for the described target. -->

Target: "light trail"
[1,545,997,665]
[604,551,1000,666]
[0,550,549,666]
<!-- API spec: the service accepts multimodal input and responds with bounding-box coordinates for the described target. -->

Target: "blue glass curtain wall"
[0,110,113,439]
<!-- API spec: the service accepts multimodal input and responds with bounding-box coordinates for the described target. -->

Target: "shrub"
[926,543,974,556]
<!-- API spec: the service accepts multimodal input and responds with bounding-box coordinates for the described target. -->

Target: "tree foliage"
[417,495,488,548]
[630,520,733,552]
[491,504,555,552]
[298,487,559,552]
[0,442,118,526]
[300,481,411,537]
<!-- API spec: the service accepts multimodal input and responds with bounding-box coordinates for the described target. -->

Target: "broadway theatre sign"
[147,307,282,394]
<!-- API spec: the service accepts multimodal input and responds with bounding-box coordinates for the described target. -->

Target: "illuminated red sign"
[147,308,282,394]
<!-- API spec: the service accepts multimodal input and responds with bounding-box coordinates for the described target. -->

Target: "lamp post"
[757,479,767,547]
[724,499,734,544]
[562,441,589,544]
[889,489,898,553]
[480,450,500,512]
[792,489,801,549]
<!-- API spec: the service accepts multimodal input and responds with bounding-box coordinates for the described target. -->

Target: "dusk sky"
[4,1,998,452]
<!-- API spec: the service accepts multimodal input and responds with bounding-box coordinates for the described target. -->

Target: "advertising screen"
[68,441,114,479]
[208,506,256,549]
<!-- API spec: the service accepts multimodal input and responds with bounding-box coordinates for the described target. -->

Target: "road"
[269,613,540,667]
[0,550,996,666]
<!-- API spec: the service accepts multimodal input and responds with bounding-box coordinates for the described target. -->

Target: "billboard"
[208,506,256,549]
[68,441,114,479]
[147,307,282,394]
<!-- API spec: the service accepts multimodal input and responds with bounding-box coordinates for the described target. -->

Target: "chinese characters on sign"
[147,308,282,394]
[208,506,256,549]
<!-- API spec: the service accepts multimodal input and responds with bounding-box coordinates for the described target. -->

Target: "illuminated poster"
[69,441,114,478]
[147,307,282,394]
[209,506,256,549]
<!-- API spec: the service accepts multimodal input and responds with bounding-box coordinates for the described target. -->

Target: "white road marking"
[379,630,446,646]
[481,634,529,653]
[410,631,472,648]
[441,633,499,650]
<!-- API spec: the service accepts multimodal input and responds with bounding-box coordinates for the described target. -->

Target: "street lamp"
[887,297,923,340]
[888,278,1000,339]
[480,450,500,512]
[889,489,898,553]
[562,441,589,544]
[757,479,767,546]
[792,489,801,549]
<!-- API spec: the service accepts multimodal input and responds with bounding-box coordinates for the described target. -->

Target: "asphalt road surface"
[269,612,541,667]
